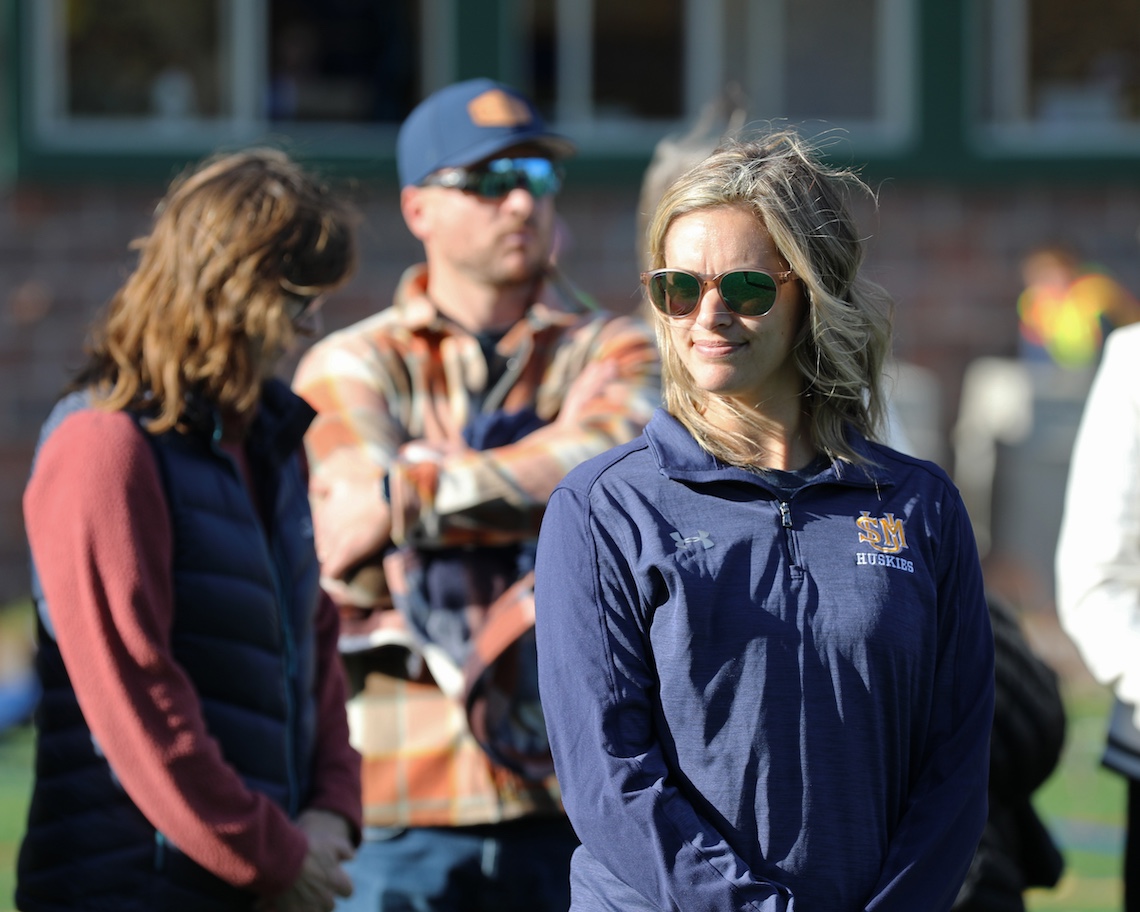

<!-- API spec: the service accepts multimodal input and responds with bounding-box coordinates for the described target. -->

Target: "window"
[510,0,916,153]
[267,0,420,124]
[64,3,226,121]
[519,0,684,124]
[19,0,916,163]
[975,0,1140,153]
[24,0,445,154]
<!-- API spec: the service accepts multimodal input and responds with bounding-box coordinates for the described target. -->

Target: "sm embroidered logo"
[855,511,907,554]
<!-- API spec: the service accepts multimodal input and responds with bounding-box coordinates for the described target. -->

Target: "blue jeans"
[336,817,579,912]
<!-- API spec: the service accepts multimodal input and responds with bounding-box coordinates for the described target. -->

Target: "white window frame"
[530,0,917,155]
[972,0,1140,156]
[22,0,455,156]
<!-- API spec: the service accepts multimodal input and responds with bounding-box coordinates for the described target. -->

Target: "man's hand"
[259,811,355,912]
[310,454,392,585]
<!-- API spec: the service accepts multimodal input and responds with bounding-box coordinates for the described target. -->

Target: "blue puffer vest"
[17,380,322,912]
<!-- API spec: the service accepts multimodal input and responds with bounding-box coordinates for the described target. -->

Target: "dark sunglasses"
[641,268,797,318]
[283,291,326,326]
[420,157,563,198]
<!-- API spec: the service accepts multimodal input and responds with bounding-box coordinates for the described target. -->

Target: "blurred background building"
[2,0,1140,619]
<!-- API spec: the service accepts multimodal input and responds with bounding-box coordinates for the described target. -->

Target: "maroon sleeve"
[303,589,363,842]
[295,446,363,839]
[23,409,309,896]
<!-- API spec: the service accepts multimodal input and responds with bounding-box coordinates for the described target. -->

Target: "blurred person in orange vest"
[1016,242,1140,369]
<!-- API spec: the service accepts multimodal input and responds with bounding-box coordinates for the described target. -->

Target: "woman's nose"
[693,285,733,328]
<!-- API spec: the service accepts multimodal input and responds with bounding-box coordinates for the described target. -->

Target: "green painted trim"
[0,0,15,182]
[12,0,34,180]
[15,143,1140,189]
[454,0,502,82]
[915,0,969,169]
[11,150,398,185]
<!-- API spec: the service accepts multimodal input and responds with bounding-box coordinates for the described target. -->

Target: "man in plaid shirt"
[293,78,660,911]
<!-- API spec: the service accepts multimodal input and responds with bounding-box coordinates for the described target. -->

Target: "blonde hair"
[75,148,356,433]
[645,130,893,467]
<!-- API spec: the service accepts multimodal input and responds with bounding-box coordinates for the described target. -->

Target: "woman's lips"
[691,337,744,357]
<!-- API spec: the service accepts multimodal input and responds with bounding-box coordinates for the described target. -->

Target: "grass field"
[1027,686,1126,911]
[0,598,1128,911]
[0,725,31,912]
[0,599,33,912]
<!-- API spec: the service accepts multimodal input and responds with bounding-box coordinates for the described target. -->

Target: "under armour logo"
[671,530,714,551]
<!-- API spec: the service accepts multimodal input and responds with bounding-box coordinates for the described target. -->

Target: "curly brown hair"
[75,147,356,433]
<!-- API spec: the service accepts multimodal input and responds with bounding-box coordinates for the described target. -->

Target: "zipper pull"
[779,501,792,528]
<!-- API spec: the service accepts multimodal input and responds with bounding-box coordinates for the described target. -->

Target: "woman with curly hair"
[535,131,994,912]
[18,149,361,912]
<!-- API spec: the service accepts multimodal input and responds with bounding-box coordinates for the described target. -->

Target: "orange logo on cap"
[468,89,533,127]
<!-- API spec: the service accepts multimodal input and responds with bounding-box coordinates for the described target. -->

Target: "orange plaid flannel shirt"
[293,264,660,827]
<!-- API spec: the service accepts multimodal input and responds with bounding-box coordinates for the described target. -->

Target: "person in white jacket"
[1056,320,1140,912]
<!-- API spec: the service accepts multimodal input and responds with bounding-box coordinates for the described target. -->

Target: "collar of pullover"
[643,409,892,493]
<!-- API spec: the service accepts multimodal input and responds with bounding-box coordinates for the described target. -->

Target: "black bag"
[953,595,1066,911]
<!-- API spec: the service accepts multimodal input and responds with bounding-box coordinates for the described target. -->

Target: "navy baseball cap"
[397,78,575,188]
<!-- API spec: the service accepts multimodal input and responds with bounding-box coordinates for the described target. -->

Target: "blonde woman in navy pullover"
[534,131,994,912]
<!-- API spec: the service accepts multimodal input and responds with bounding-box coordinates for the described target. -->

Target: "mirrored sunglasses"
[420,157,563,198]
[640,268,797,318]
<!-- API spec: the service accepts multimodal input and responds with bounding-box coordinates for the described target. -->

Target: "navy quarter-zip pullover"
[535,409,994,912]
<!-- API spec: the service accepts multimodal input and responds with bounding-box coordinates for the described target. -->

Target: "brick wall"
[3,176,1139,605]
